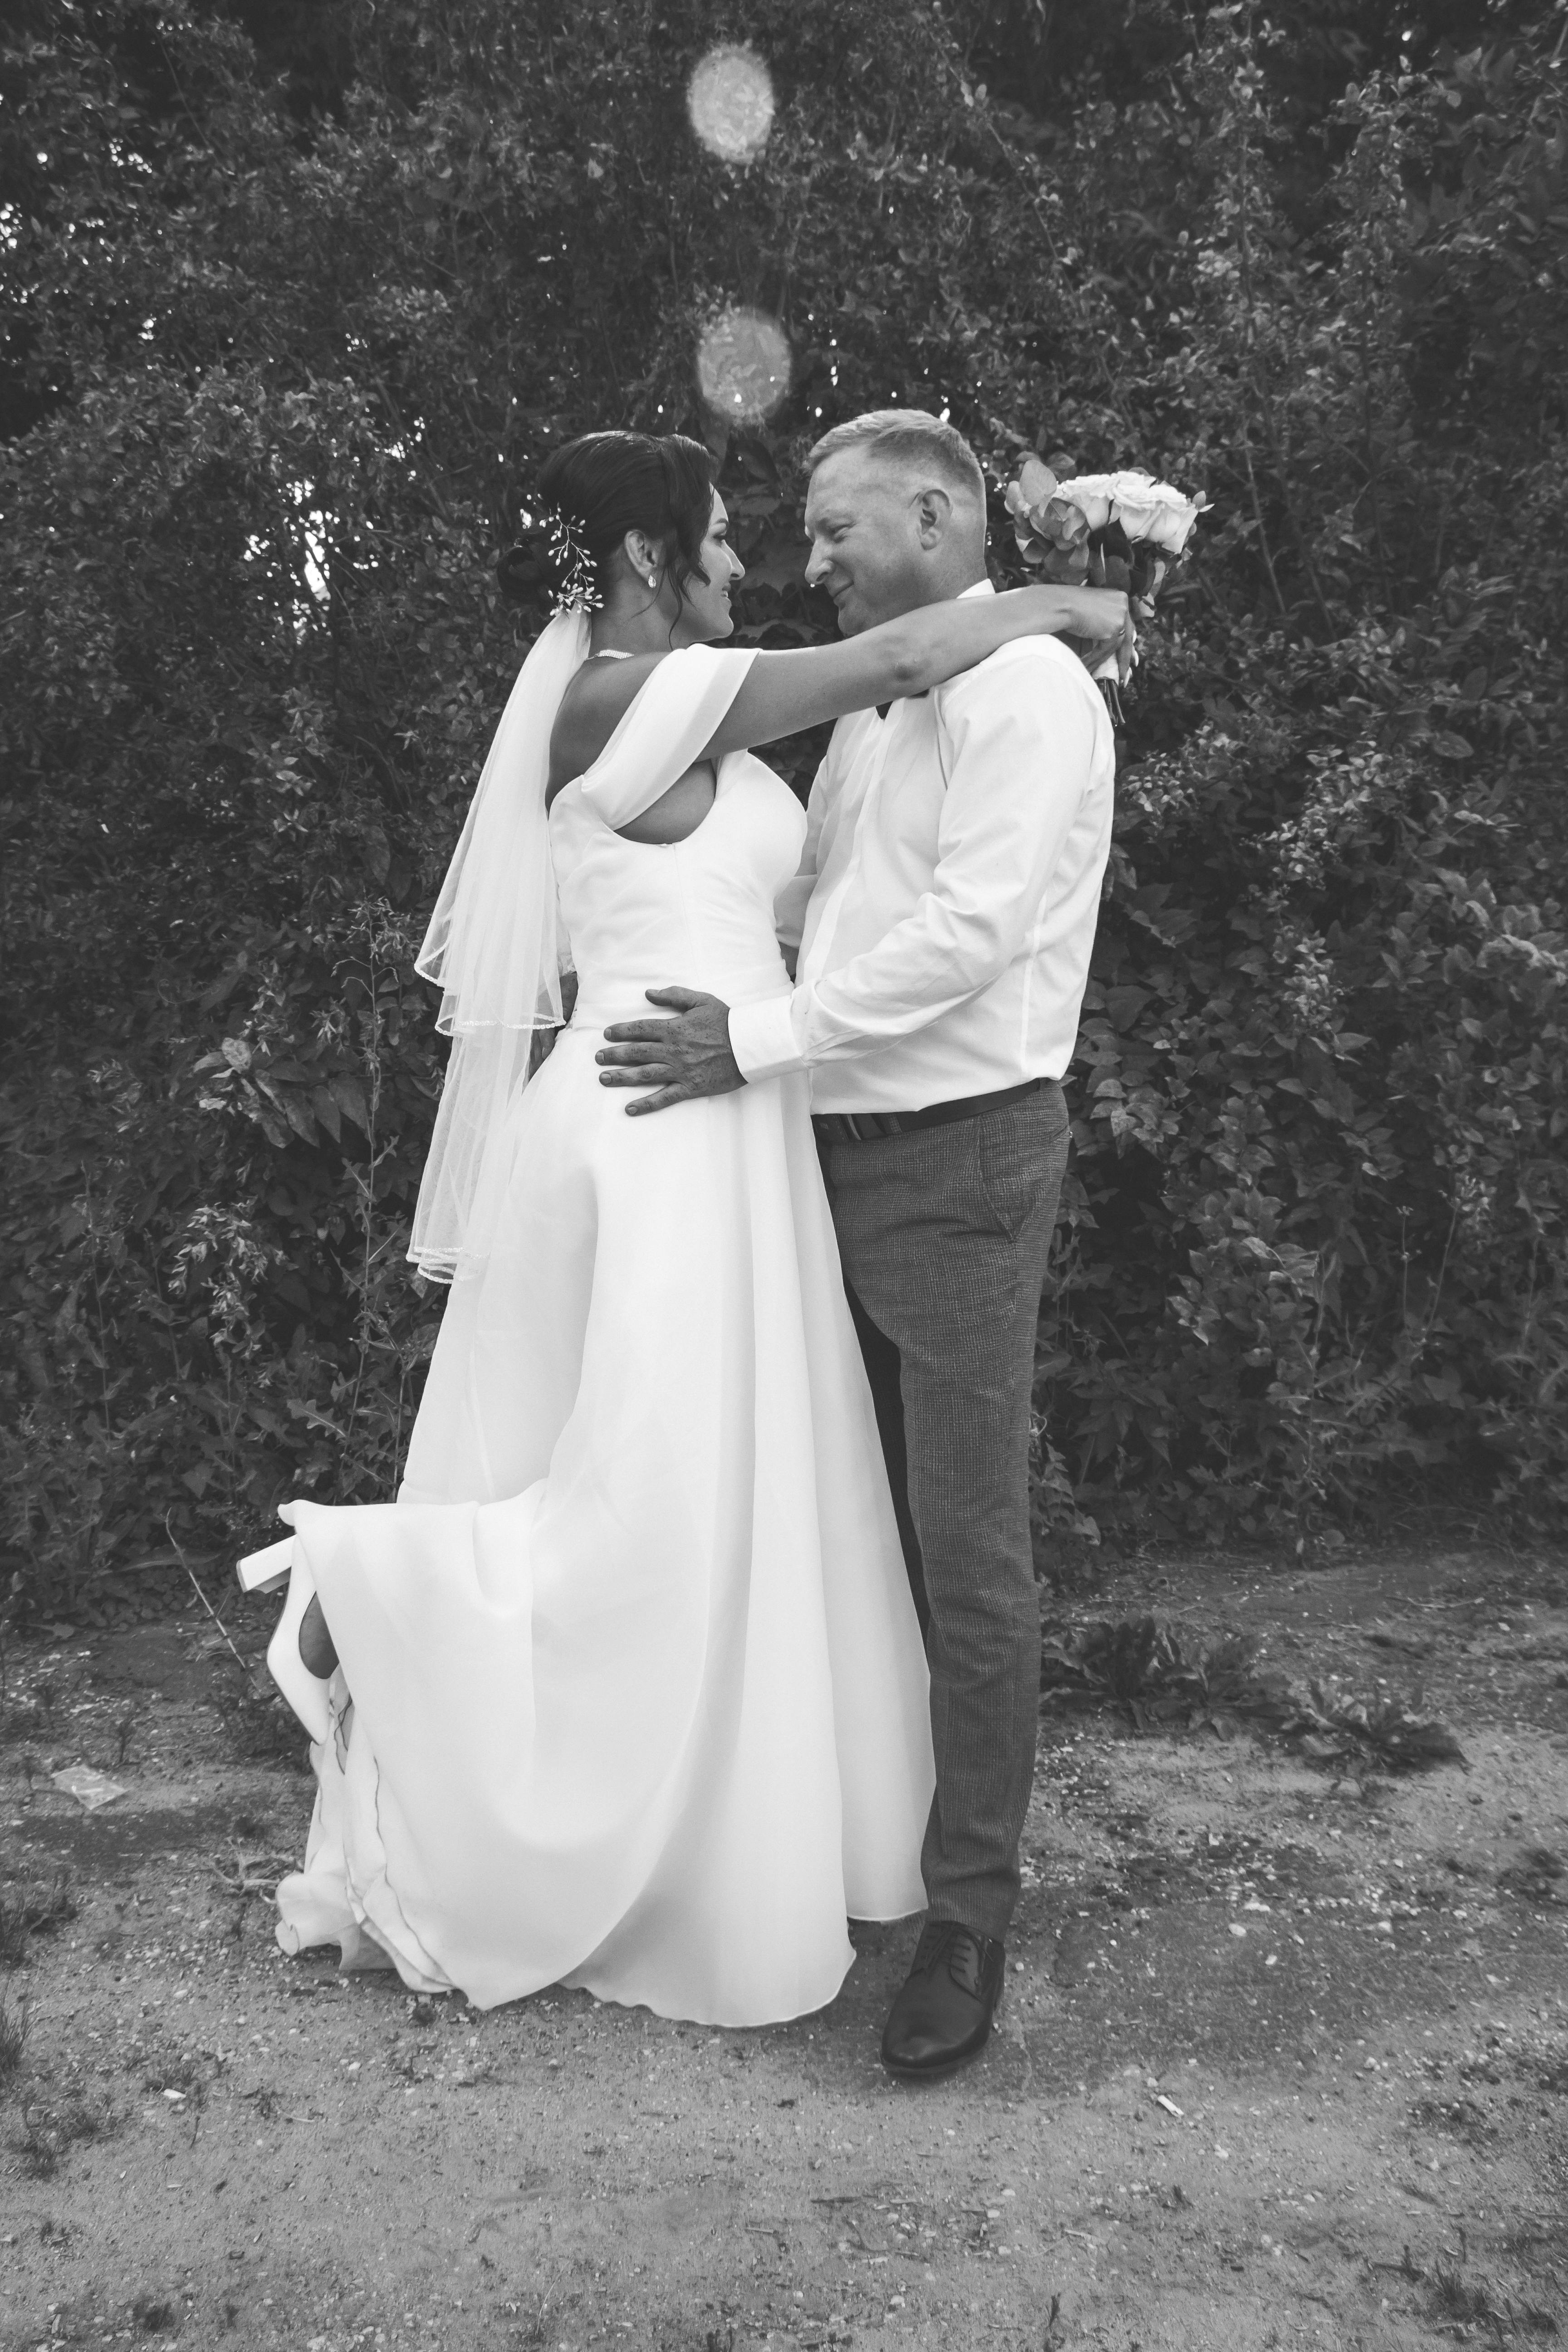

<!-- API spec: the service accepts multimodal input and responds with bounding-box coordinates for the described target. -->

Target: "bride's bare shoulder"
[547,652,665,799]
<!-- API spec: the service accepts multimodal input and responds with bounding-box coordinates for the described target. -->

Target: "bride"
[240,428,1125,2027]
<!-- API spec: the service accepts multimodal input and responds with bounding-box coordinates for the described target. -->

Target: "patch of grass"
[153,2050,203,2093]
[212,1842,297,1899]
[0,1898,26,1971]
[1499,1847,1567,1906]
[1426,2263,1560,2338]
[22,1871,74,1935]
[0,1872,76,1969]
[11,2091,107,2178]
[214,1678,311,1771]
[24,1672,58,1728]
[1039,1613,1466,1771]
[28,1872,75,1928]
[1428,2263,1501,2324]
[0,1984,25,2084]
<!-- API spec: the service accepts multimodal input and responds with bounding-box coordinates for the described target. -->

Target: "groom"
[598,410,1115,2079]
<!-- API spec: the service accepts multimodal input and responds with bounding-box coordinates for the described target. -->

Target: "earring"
[647,572,658,588]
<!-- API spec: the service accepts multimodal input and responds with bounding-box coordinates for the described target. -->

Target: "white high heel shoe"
[236,1524,332,1744]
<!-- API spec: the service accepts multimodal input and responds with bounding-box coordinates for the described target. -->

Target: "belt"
[812,1078,1042,1145]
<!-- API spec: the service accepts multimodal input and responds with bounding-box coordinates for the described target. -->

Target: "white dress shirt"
[727,581,1116,1114]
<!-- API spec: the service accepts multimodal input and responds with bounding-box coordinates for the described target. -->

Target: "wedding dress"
[272,646,934,2025]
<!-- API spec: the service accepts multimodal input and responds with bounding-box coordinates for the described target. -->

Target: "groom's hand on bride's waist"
[597,988,745,1116]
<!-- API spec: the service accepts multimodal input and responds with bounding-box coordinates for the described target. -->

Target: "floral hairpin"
[540,503,603,617]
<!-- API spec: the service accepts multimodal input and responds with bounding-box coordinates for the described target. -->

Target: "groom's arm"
[594,740,841,1115]
[726,644,1104,1082]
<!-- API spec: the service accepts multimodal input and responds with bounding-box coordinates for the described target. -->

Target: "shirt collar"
[958,577,996,600]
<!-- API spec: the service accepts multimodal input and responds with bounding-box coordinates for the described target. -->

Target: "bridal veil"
[408,608,591,1281]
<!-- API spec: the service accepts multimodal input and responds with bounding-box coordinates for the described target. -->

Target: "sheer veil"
[409,608,591,1281]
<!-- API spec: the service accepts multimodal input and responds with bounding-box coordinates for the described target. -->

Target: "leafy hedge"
[1,0,1563,1619]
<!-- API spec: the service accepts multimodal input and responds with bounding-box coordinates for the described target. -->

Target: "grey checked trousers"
[817,1083,1070,1941]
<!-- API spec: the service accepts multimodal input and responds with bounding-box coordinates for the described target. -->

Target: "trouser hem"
[921,1898,1013,1945]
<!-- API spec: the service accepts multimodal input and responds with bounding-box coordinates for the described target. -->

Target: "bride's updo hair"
[499,431,716,611]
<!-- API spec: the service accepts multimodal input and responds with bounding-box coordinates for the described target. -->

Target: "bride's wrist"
[1019,583,1076,633]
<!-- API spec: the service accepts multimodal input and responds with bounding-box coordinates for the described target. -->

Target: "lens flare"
[686,44,775,165]
[696,307,792,424]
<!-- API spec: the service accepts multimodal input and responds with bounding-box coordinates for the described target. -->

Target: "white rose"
[1104,471,1206,554]
[1054,473,1115,531]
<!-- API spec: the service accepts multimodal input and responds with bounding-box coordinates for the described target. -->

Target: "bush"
[1,0,1563,1618]
[1032,17,1568,1535]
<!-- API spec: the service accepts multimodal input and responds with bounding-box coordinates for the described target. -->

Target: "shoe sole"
[236,1536,294,1595]
[880,2022,995,2082]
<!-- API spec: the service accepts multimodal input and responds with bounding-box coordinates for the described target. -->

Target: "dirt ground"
[2,1544,1566,2352]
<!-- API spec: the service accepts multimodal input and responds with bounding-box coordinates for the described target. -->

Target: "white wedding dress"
[274,648,934,2025]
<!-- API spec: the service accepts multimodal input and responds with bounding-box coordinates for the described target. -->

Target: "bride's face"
[676,491,745,642]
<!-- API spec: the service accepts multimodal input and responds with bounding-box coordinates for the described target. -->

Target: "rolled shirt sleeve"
[729,646,1101,1085]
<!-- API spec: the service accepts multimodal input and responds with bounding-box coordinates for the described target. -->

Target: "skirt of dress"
[274,1029,934,2026]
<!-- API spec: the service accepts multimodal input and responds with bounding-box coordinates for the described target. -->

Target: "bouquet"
[1004,457,1208,714]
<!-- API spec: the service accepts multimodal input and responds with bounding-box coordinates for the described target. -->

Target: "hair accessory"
[540,504,603,616]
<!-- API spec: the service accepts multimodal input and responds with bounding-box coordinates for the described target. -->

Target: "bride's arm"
[547,583,1127,791]
[702,582,1128,758]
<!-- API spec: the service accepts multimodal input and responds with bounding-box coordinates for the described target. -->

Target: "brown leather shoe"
[880,1920,1005,2080]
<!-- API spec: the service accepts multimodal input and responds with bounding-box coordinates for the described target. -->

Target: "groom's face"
[803,450,934,636]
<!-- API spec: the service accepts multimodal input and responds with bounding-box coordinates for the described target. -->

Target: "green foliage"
[1,0,1564,1617]
[1037,1612,1465,1770]
[1027,13,1568,1537]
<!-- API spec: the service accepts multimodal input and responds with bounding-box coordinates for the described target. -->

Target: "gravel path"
[2,1546,1565,2350]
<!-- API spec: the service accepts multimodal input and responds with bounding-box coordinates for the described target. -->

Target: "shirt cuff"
[728,992,808,1083]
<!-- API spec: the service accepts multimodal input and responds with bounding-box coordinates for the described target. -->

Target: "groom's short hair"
[806,410,987,513]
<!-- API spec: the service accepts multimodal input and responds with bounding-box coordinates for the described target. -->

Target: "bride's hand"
[1030,584,1129,642]
[1030,583,1138,684]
